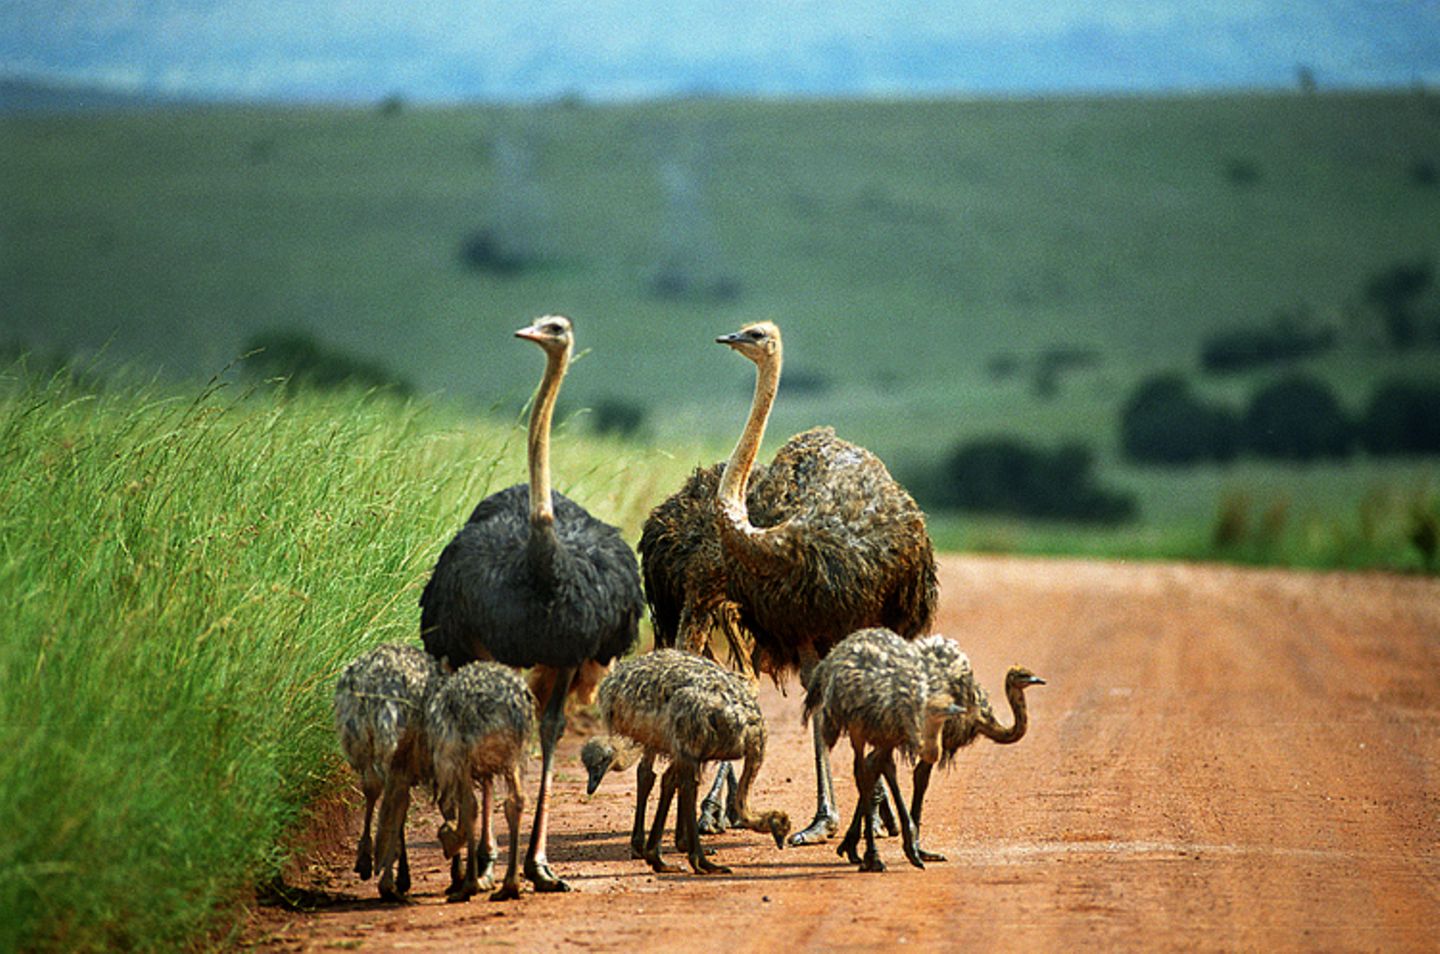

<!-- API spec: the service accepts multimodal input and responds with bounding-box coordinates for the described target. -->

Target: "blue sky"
[3,0,1438,101]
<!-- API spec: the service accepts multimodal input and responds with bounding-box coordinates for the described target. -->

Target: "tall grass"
[0,366,681,951]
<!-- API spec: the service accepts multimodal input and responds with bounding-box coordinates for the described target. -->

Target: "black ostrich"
[639,321,938,845]
[420,315,644,896]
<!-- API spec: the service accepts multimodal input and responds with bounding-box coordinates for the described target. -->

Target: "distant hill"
[0,75,181,113]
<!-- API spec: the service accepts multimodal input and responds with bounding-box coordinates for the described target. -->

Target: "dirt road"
[248,555,1440,952]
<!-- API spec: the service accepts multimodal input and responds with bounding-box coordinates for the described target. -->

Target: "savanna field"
[3,89,1439,949]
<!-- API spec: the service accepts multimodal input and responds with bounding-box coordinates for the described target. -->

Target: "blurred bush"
[1242,374,1352,460]
[928,436,1135,524]
[587,396,648,439]
[1120,373,1240,465]
[1363,259,1436,350]
[242,329,413,395]
[1199,308,1334,374]
[1359,381,1440,455]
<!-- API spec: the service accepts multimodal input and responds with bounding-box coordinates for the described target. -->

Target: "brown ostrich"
[580,649,790,874]
[804,628,1043,872]
[427,660,537,902]
[639,320,937,845]
[420,315,644,894]
[333,642,445,900]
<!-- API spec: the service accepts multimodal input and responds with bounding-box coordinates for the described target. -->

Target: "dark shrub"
[1223,157,1261,186]
[457,229,535,275]
[1363,259,1433,350]
[243,330,412,395]
[1242,374,1351,460]
[1120,374,1240,465]
[937,437,1135,524]
[1411,159,1438,188]
[588,397,647,439]
[1359,382,1440,455]
[1200,310,1334,374]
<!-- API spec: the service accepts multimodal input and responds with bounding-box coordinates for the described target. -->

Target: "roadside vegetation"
[0,365,682,951]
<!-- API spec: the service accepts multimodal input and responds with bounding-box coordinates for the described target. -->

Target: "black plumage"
[422,484,640,671]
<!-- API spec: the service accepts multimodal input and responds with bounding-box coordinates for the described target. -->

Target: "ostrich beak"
[715,331,743,346]
[1026,675,1047,686]
[515,324,544,342]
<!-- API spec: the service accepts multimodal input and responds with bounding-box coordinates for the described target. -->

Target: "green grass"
[0,366,689,952]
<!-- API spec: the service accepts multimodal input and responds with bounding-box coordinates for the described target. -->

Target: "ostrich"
[420,315,644,894]
[804,628,1044,872]
[909,635,1045,863]
[427,660,536,902]
[333,642,444,900]
[580,649,790,874]
[683,320,938,845]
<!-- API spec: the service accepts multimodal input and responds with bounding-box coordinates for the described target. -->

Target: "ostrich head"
[515,314,574,358]
[760,810,792,849]
[1005,667,1046,691]
[579,736,641,794]
[716,321,781,366]
[579,737,615,795]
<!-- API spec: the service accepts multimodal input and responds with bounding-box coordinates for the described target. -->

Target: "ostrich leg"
[789,655,840,846]
[374,775,413,900]
[354,781,379,880]
[520,665,576,894]
[643,766,683,873]
[907,761,946,862]
[492,765,526,901]
[875,750,923,870]
[679,758,731,874]
[836,743,870,865]
[856,751,886,872]
[474,779,497,891]
[698,761,735,834]
[631,752,658,858]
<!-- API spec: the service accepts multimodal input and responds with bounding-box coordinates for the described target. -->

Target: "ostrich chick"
[805,628,1043,872]
[580,649,790,874]
[427,661,537,902]
[334,643,444,900]
[909,635,1045,863]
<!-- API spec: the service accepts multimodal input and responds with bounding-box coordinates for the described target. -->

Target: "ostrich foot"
[645,852,683,874]
[697,796,726,835]
[445,877,479,903]
[836,830,862,866]
[901,840,927,871]
[787,809,839,847]
[489,879,522,902]
[690,856,732,875]
[377,871,409,902]
[524,859,571,893]
[917,846,946,863]
[859,852,886,873]
[354,836,374,881]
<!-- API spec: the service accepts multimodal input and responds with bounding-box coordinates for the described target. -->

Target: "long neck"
[978,682,1031,745]
[525,344,568,585]
[527,344,568,526]
[717,348,780,535]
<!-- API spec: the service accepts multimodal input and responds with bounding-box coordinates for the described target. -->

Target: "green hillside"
[4,91,1439,564]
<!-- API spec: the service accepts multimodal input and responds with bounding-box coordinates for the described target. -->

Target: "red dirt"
[246,555,1440,952]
